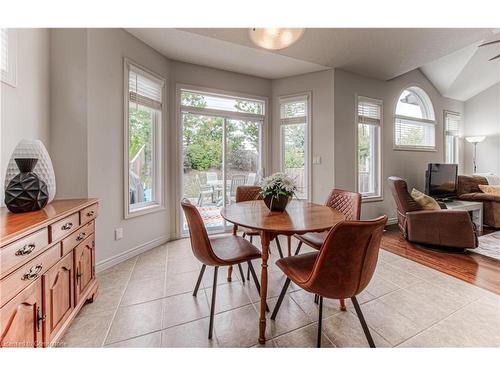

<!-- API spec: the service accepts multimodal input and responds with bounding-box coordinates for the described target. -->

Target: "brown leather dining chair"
[181,199,266,339]
[271,215,388,347]
[294,188,362,310]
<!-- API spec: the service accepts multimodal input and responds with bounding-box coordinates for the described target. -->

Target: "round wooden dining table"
[221,199,345,344]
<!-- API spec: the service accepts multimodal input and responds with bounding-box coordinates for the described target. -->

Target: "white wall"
[463,82,500,177]
[334,69,464,221]
[271,70,335,203]
[1,29,50,205]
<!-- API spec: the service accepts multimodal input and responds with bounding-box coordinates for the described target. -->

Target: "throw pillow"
[478,184,500,197]
[410,188,442,210]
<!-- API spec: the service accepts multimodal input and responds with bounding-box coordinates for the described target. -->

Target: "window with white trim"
[280,94,310,200]
[1,28,17,87]
[357,97,382,199]
[125,59,165,218]
[444,111,461,164]
[394,87,436,150]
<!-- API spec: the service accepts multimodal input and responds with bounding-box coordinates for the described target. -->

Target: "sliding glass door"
[180,88,265,234]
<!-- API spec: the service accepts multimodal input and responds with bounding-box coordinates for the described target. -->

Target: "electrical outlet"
[115,227,123,240]
[312,156,321,165]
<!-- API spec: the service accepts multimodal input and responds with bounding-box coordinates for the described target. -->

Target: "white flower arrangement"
[260,172,297,199]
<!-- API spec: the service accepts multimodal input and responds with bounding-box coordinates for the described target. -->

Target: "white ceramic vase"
[5,139,56,202]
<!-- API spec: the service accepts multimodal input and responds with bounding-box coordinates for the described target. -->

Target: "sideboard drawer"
[0,228,49,278]
[0,243,61,307]
[80,203,98,225]
[50,213,80,242]
[62,221,94,256]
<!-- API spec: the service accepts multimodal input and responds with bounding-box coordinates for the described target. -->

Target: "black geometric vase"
[5,158,49,213]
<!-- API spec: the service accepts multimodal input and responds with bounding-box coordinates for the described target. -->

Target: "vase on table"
[263,195,291,212]
[5,158,49,213]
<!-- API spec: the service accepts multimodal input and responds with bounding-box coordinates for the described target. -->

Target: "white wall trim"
[95,234,170,273]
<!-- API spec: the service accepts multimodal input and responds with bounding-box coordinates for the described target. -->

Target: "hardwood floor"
[381,225,500,295]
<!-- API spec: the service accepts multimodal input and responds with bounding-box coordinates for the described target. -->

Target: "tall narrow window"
[1,28,17,87]
[280,94,310,200]
[357,97,382,199]
[444,111,461,164]
[124,59,165,218]
[394,87,436,150]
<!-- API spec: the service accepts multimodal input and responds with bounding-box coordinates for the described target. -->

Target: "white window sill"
[361,196,383,203]
[126,203,165,219]
[393,146,436,152]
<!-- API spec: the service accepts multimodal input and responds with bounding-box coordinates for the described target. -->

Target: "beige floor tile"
[374,262,422,288]
[105,331,162,347]
[120,275,166,306]
[61,309,115,347]
[162,292,210,329]
[399,297,500,347]
[78,285,124,317]
[390,258,443,279]
[214,304,261,347]
[129,250,166,281]
[378,249,403,264]
[167,254,202,275]
[97,257,136,287]
[322,310,391,348]
[274,323,335,348]
[161,318,219,347]
[427,273,491,302]
[364,275,401,299]
[251,339,277,348]
[266,295,313,338]
[203,281,252,313]
[244,270,293,302]
[359,299,422,346]
[202,265,238,288]
[165,269,202,297]
[405,280,471,313]
[289,289,344,320]
[105,299,163,344]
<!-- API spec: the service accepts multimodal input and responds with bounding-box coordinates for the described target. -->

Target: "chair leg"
[270,277,291,320]
[249,235,253,244]
[193,264,206,296]
[247,261,270,312]
[275,237,284,259]
[242,232,246,238]
[208,266,219,340]
[351,296,375,348]
[317,296,323,348]
[339,299,346,311]
[314,294,319,304]
[294,241,303,256]
[237,263,245,284]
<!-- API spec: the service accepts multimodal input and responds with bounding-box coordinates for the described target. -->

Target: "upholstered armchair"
[388,177,478,249]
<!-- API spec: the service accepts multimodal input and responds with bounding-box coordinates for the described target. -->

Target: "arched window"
[394,86,436,150]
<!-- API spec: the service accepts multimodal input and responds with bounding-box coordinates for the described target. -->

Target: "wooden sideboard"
[0,199,99,347]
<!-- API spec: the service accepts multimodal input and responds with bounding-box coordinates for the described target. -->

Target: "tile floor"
[61,236,500,348]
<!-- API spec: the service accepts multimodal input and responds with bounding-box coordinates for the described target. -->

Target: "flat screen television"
[425,163,458,199]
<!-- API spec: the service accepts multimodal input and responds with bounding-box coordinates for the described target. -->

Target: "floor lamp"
[465,136,486,174]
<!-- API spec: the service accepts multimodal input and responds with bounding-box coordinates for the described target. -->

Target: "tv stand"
[436,197,455,203]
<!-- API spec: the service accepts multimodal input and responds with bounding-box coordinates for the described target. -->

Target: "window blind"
[358,100,381,126]
[280,96,308,125]
[129,68,163,110]
[395,117,435,148]
[1,28,8,72]
[445,112,461,135]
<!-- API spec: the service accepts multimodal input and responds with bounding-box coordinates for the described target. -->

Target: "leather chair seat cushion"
[209,235,261,265]
[478,185,500,197]
[294,231,328,250]
[276,252,318,285]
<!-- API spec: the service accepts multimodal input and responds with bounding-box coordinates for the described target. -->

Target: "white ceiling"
[127,28,498,100]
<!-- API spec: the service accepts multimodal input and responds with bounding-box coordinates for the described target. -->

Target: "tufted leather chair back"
[304,216,387,299]
[236,185,262,203]
[388,176,422,235]
[324,189,361,221]
[181,199,220,265]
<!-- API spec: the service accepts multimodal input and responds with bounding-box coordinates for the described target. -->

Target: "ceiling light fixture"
[249,28,305,50]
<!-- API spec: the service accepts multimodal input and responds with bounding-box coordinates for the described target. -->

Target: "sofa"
[388,176,478,249]
[457,175,500,229]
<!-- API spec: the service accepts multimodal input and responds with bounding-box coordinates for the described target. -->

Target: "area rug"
[468,231,500,261]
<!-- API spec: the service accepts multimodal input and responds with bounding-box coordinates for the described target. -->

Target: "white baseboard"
[95,235,170,273]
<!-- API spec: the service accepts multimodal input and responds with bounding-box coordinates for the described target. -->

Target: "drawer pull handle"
[76,232,86,241]
[61,222,73,231]
[15,243,36,256]
[22,264,43,281]
[37,307,46,332]
[86,210,95,217]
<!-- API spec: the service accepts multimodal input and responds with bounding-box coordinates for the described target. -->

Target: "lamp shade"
[249,28,305,50]
[4,139,56,202]
[465,136,486,143]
